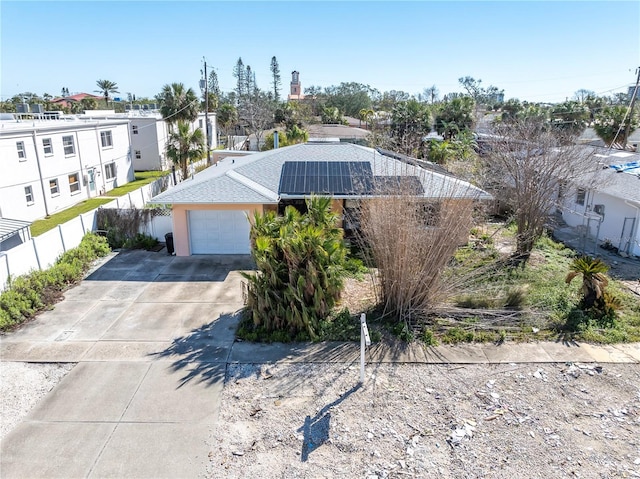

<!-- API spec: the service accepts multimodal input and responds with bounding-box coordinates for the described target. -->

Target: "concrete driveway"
[0,250,253,479]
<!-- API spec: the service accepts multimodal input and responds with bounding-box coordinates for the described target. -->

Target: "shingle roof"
[588,148,640,203]
[153,173,276,204]
[151,142,492,204]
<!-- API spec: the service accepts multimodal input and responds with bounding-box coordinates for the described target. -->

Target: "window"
[199,119,203,128]
[132,125,138,135]
[16,141,26,160]
[576,189,586,206]
[43,138,53,155]
[594,204,605,218]
[68,173,80,193]
[25,186,34,205]
[135,150,141,159]
[50,178,59,196]
[63,135,75,155]
[100,130,113,148]
[105,162,116,180]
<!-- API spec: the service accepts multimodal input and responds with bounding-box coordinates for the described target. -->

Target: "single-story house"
[151,141,491,256]
[561,148,640,257]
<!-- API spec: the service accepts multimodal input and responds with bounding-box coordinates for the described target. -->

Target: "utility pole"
[203,58,211,165]
[621,66,640,150]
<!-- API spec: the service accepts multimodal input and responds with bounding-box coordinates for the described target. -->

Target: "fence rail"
[0,176,173,291]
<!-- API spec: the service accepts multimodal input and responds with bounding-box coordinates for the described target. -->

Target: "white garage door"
[188,210,251,254]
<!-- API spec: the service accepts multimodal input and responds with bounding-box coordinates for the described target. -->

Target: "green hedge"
[0,233,110,331]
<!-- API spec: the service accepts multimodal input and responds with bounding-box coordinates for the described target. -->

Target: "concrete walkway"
[1,250,638,478]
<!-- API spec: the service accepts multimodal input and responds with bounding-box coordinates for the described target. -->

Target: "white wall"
[130,113,217,172]
[0,119,133,221]
[562,189,640,256]
[0,175,173,292]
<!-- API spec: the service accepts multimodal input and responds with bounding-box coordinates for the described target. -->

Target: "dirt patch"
[338,274,378,315]
[208,362,640,478]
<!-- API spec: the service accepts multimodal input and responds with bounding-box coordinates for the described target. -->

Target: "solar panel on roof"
[279,161,374,195]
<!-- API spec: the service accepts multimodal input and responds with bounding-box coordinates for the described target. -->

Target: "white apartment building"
[80,110,216,171]
[0,118,133,222]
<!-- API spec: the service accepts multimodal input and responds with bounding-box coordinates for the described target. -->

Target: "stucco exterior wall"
[0,120,132,221]
[171,203,264,256]
[562,189,640,256]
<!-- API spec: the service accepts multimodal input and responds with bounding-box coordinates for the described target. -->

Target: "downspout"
[624,200,640,256]
[74,129,88,196]
[32,129,50,216]
[93,124,106,194]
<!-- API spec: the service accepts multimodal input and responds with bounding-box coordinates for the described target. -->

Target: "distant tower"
[288,71,304,101]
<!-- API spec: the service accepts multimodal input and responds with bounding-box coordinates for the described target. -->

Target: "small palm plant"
[565,256,618,325]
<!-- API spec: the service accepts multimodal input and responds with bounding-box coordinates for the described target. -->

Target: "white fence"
[0,176,174,291]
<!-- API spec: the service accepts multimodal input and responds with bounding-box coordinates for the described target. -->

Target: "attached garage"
[188,210,251,254]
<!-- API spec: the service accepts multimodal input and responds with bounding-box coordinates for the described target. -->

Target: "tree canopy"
[158,83,199,125]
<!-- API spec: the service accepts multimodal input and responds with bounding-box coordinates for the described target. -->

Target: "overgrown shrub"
[96,208,157,249]
[242,197,346,340]
[0,233,110,331]
[124,233,159,251]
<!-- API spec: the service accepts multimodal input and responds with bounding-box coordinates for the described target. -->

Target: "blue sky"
[1,1,638,103]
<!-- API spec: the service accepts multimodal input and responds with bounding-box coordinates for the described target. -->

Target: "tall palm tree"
[95,79,119,107]
[158,83,198,127]
[166,120,205,180]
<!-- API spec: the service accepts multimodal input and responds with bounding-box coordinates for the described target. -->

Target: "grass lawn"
[329,223,640,345]
[30,171,170,237]
[105,171,170,196]
[432,225,640,344]
[30,198,114,237]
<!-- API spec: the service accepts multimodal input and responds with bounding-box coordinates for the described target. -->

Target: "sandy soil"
[0,362,75,440]
[208,362,640,478]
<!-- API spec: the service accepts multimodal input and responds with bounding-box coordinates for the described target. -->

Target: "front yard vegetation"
[0,233,110,331]
[432,227,640,344]
[239,197,349,341]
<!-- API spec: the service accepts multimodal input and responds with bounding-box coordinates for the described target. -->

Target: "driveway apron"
[0,250,251,479]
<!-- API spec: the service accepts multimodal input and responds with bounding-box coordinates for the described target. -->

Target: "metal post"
[204,59,211,165]
[360,313,371,383]
[58,225,67,252]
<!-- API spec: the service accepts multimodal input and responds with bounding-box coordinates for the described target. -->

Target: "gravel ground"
[208,362,640,478]
[0,362,75,440]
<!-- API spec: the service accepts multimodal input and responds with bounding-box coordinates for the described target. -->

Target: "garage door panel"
[189,210,250,254]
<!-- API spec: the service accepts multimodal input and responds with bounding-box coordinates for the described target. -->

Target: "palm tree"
[593,105,639,147]
[166,120,205,179]
[565,256,609,310]
[95,79,119,107]
[158,83,198,126]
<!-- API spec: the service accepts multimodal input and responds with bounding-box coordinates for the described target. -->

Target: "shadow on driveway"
[149,311,243,388]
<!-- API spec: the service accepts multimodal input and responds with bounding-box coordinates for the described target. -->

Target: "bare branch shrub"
[354,161,487,325]
[482,119,598,262]
[96,207,158,248]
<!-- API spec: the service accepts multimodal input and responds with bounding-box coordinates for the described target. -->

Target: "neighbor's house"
[151,141,491,256]
[561,148,640,257]
[0,117,133,223]
[79,110,216,171]
[51,92,103,110]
